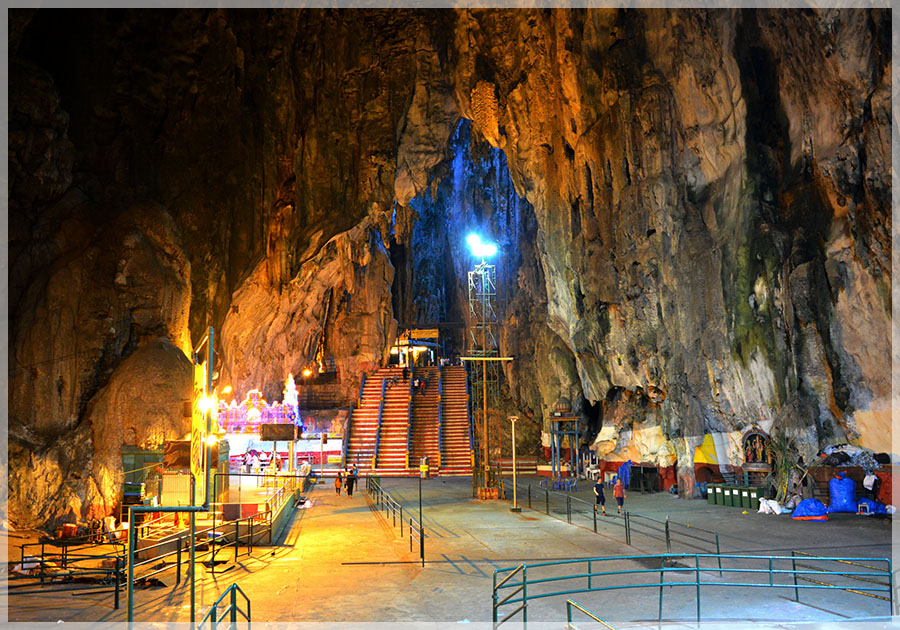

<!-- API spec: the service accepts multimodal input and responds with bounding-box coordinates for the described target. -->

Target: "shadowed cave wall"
[8,8,891,527]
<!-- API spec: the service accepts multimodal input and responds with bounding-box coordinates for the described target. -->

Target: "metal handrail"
[405,374,414,468]
[358,371,367,406]
[373,378,386,468]
[342,401,353,467]
[493,553,893,626]
[199,582,251,627]
[437,368,444,468]
[566,599,616,630]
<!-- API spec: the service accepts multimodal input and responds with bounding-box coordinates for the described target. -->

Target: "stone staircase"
[375,367,412,474]
[410,367,441,470]
[440,366,473,475]
[345,371,384,471]
[347,365,472,477]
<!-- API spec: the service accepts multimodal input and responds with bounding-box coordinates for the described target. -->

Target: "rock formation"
[8,8,891,526]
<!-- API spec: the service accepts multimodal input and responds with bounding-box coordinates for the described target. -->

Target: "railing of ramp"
[492,553,893,627]
[199,582,251,628]
[566,599,616,630]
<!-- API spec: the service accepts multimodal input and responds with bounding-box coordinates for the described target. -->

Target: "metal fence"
[366,476,424,565]
[199,582,251,628]
[518,482,721,563]
[493,553,893,627]
[566,599,616,630]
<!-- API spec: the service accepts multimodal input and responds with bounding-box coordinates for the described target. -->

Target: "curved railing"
[493,553,893,627]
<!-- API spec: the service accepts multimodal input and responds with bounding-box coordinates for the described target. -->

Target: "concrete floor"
[3,475,897,629]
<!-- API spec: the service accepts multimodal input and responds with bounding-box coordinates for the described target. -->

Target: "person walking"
[593,478,606,515]
[614,478,626,514]
[346,465,358,497]
[402,366,410,381]
[335,470,343,495]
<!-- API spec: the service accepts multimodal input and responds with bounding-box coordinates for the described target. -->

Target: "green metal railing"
[519,481,721,564]
[566,599,616,630]
[492,553,893,627]
[366,476,424,565]
[199,582,251,628]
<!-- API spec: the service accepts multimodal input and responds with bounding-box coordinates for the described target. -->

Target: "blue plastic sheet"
[617,460,633,488]
[856,497,887,515]
[827,471,857,513]
[792,498,828,520]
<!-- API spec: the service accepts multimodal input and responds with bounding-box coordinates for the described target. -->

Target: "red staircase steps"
[440,366,472,475]
[410,367,441,470]
[375,367,412,473]
[345,371,386,472]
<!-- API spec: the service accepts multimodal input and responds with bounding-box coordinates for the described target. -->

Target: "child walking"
[614,478,626,514]
[335,470,343,495]
[593,478,606,515]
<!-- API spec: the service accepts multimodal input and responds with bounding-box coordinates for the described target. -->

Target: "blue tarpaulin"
[617,460,633,488]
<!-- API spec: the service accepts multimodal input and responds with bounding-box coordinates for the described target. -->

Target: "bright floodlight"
[466,233,498,259]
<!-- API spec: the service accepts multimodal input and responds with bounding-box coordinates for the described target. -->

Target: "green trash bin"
[713,484,724,505]
[707,483,718,505]
[721,485,732,506]
[740,486,752,509]
[750,486,764,510]
[726,485,739,507]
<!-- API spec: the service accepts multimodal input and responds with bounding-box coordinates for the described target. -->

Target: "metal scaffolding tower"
[467,261,504,495]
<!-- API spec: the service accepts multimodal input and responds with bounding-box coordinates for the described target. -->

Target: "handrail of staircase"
[437,367,444,468]
[342,401,353,468]
[373,377,386,469]
[405,371,413,469]
[358,372,367,406]
[466,369,475,466]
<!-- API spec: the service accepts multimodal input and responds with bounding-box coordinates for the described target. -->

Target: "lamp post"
[509,416,521,512]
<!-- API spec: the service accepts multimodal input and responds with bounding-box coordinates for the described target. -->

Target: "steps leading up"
[440,366,473,476]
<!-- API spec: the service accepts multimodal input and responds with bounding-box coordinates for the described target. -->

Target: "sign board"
[260,423,298,442]
[326,454,343,464]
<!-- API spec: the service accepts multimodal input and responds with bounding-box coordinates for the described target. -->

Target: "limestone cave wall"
[8,8,890,527]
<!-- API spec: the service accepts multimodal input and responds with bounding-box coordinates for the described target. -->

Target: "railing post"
[492,570,498,625]
[176,539,182,585]
[665,516,671,553]
[625,512,632,546]
[658,556,665,629]
[588,559,592,590]
[715,534,722,576]
[231,586,238,623]
[522,565,528,623]
[114,555,121,610]
[792,552,799,602]
[769,557,774,586]
[695,554,701,625]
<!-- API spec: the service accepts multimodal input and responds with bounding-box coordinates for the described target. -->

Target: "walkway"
[4,476,893,627]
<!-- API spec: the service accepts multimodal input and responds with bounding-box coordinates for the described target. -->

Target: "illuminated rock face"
[8,9,890,525]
